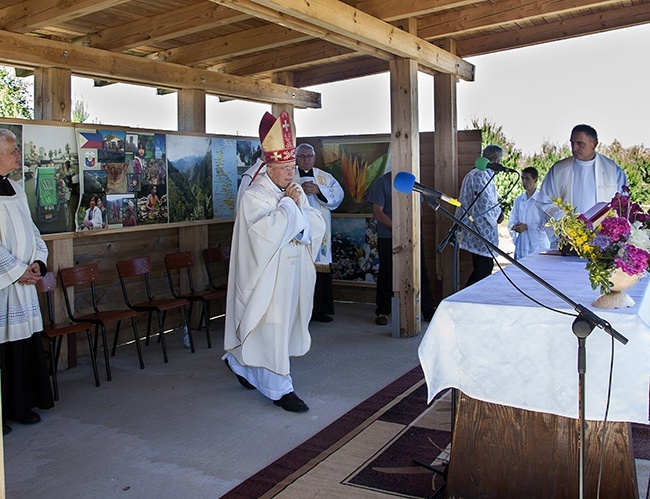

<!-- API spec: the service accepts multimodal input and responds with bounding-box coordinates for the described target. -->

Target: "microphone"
[393,172,461,207]
[474,156,518,174]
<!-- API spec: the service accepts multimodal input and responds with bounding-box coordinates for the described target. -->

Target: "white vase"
[592,268,643,309]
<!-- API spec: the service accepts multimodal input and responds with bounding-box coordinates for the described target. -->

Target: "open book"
[583,201,610,227]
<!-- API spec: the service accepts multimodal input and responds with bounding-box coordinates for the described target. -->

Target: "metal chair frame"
[117,256,194,362]
[37,271,100,400]
[164,251,226,349]
[60,264,144,382]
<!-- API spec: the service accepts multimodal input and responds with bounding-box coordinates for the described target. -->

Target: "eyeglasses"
[270,164,296,173]
[296,154,315,159]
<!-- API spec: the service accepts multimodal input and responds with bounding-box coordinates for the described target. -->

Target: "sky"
[71,23,650,155]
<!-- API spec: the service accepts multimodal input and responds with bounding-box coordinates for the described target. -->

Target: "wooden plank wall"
[43,222,233,358]
[421,130,482,302]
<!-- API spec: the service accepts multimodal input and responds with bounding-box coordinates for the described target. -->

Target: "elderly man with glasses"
[294,143,344,323]
[223,112,325,413]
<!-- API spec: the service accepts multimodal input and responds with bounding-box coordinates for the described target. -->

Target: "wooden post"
[46,238,75,368]
[389,54,420,337]
[178,89,206,133]
[272,72,295,119]
[33,68,71,122]
[433,39,459,298]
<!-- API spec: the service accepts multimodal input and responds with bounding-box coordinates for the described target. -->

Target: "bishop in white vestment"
[223,111,325,413]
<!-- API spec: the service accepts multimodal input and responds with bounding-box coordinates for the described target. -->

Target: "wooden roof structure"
[1,0,648,336]
[1,0,649,107]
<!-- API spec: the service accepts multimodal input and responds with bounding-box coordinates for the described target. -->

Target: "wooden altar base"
[446,392,638,498]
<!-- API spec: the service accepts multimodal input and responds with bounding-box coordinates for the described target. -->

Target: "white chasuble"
[225,173,325,376]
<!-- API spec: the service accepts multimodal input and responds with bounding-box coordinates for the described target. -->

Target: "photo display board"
[3,120,392,283]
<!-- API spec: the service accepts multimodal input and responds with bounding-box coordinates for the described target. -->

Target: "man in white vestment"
[223,111,325,413]
[294,143,344,322]
[536,124,627,220]
[508,167,550,259]
[0,129,54,435]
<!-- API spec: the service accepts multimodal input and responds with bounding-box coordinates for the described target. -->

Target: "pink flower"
[615,245,650,275]
[599,216,631,242]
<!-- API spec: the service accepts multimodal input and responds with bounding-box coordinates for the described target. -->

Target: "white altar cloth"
[419,252,650,423]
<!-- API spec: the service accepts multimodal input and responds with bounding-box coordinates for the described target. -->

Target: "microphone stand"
[420,191,628,499]
[435,170,500,439]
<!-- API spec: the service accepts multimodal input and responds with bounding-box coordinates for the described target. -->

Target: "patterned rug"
[222,366,650,498]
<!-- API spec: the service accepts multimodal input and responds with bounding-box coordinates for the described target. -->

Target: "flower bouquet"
[548,187,650,307]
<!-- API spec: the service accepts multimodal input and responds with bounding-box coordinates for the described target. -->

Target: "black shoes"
[224,359,256,390]
[2,411,42,434]
[19,411,41,425]
[375,314,388,325]
[273,392,309,413]
[312,315,333,323]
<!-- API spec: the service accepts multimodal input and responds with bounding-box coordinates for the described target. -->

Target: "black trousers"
[0,332,54,422]
[465,252,494,287]
[312,268,334,318]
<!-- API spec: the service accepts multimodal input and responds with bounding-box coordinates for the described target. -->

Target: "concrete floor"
[2,301,423,498]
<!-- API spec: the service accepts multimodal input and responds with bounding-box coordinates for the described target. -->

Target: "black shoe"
[19,411,41,425]
[273,392,309,413]
[3,423,11,435]
[223,359,256,390]
[312,315,333,323]
[375,314,388,325]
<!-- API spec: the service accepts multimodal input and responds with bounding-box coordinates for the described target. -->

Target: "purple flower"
[599,216,631,242]
[591,234,613,252]
[615,245,650,275]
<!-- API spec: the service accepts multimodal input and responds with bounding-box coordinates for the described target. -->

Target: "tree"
[0,66,33,119]
[72,95,90,123]
[470,118,522,217]
[600,140,650,205]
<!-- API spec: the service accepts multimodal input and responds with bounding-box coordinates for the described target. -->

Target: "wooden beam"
[212,0,475,80]
[0,29,321,108]
[0,0,131,33]
[158,24,311,66]
[213,39,356,76]
[353,0,486,22]
[211,0,396,62]
[454,2,650,57]
[417,0,625,40]
[293,56,389,87]
[75,3,251,52]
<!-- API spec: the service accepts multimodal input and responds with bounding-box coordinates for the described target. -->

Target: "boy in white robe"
[223,111,325,413]
[508,167,550,259]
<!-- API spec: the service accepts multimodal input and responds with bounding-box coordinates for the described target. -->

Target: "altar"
[419,252,650,497]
